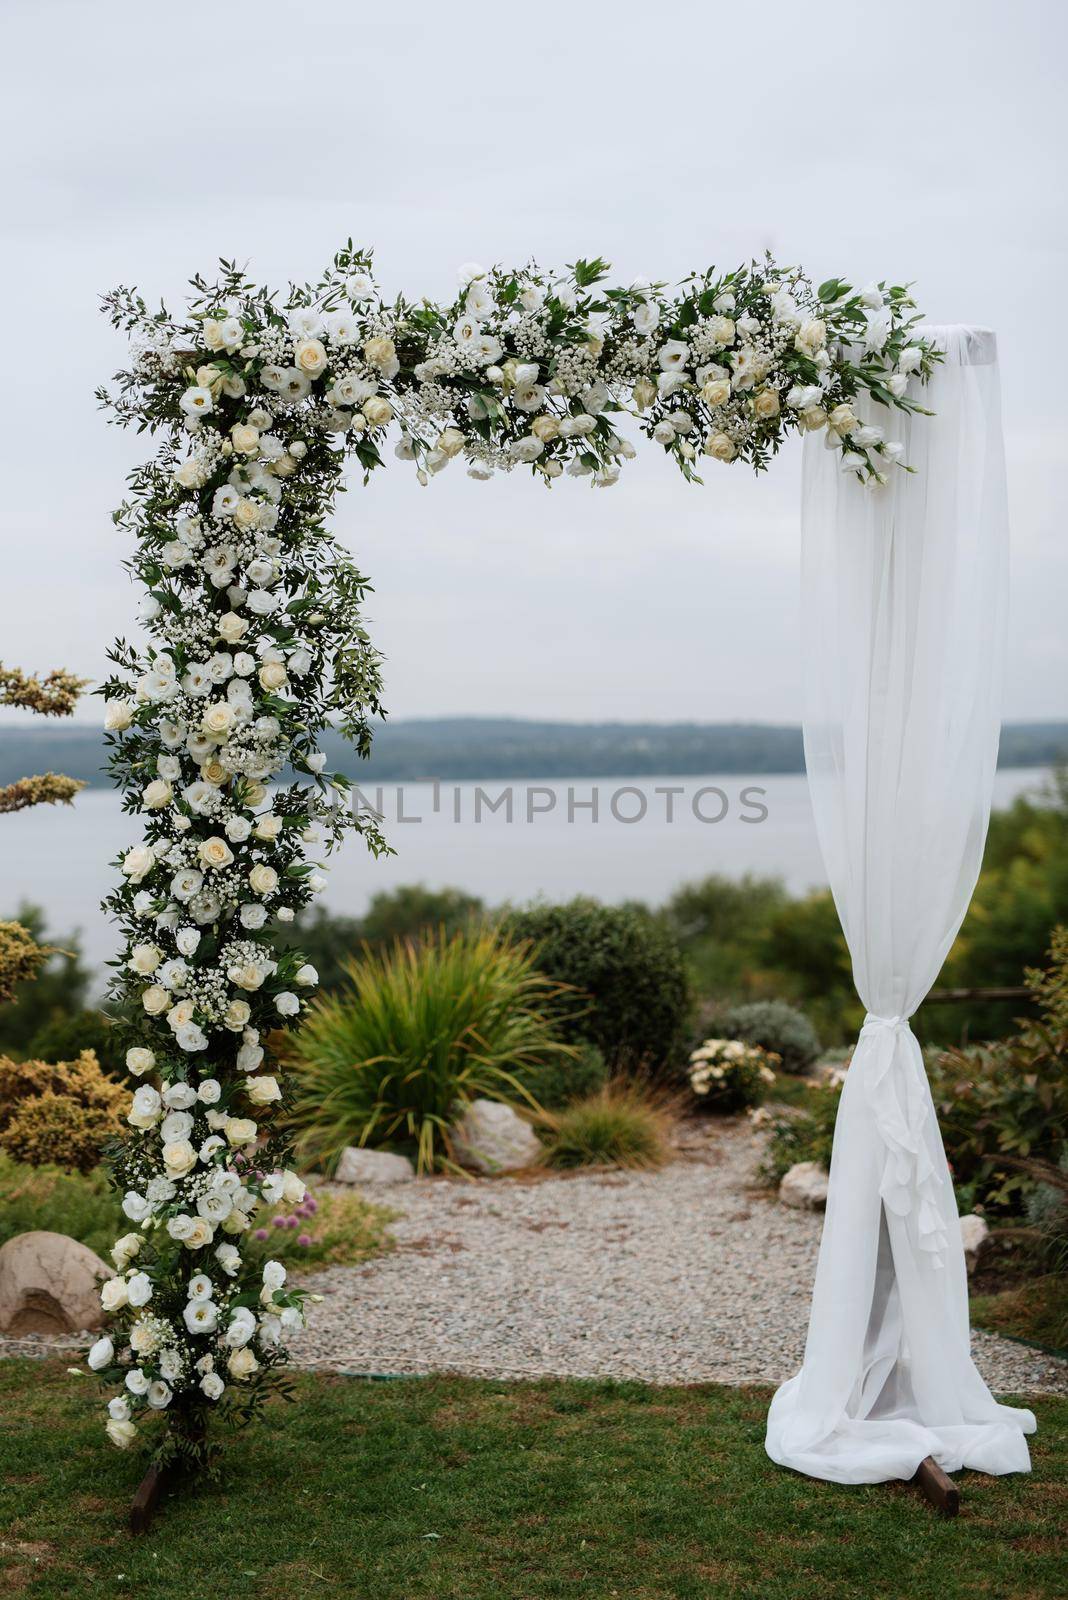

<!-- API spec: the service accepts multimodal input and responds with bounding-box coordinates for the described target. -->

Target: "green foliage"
[248,1185,396,1269]
[513,1040,608,1110]
[931,927,1068,1214]
[0,903,94,1058]
[537,1084,671,1170]
[661,873,790,996]
[755,890,858,1044]
[716,999,821,1076]
[0,1151,122,1256]
[284,928,572,1173]
[504,898,691,1077]
[0,1049,126,1173]
[760,1084,843,1184]
[278,885,486,992]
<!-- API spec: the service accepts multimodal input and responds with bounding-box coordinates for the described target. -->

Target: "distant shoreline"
[2,718,1066,787]
[4,720,1061,787]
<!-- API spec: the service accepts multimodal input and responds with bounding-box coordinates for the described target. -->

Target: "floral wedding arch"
[88,248,1034,1499]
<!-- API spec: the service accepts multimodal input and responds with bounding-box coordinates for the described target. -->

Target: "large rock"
[779,1161,829,1211]
[334,1147,415,1185]
[450,1099,542,1175]
[0,1231,111,1335]
[959,1212,990,1275]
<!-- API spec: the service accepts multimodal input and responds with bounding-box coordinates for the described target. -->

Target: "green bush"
[0,903,94,1058]
[760,1084,842,1184]
[280,887,487,992]
[687,1039,779,1113]
[513,1040,607,1110]
[717,999,821,1076]
[931,927,1068,1214]
[662,873,790,996]
[537,1084,671,1170]
[0,1151,122,1256]
[504,898,691,1077]
[284,927,573,1173]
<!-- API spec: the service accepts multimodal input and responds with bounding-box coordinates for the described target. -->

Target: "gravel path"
[289,1120,1068,1396]
[4,1121,1066,1398]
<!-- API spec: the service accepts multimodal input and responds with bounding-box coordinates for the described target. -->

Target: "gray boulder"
[334,1147,415,1185]
[451,1099,541,1174]
[0,1230,111,1335]
[779,1161,829,1211]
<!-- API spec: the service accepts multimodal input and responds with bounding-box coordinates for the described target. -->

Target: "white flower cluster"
[93,246,935,1465]
[688,1038,779,1095]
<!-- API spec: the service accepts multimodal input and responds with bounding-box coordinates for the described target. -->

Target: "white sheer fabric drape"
[765,325,1036,1484]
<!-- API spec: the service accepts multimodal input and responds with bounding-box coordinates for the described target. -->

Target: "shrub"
[0,1049,125,1172]
[0,1151,122,1256]
[280,887,486,992]
[504,899,691,1077]
[283,927,573,1173]
[513,1040,608,1110]
[688,1038,779,1113]
[931,927,1068,1214]
[717,999,821,1076]
[247,1185,396,1269]
[0,904,94,1058]
[538,1083,672,1170]
[760,1084,842,1184]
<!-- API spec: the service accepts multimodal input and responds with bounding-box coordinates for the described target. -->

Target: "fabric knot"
[853,1011,947,1268]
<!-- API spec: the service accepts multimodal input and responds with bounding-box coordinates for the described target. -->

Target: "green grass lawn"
[1,1363,1064,1600]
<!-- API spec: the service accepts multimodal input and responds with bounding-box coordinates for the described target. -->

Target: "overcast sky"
[1,0,1064,728]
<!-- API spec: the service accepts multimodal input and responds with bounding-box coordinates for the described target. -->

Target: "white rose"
[245,1074,281,1106]
[100,1277,129,1313]
[106,1418,138,1449]
[262,1258,287,1291]
[126,1271,152,1307]
[218,612,248,644]
[198,835,234,870]
[225,1116,258,1148]
[163,1139,197,1178]
[122,845,156,883]
[87,1335,114,1370]
[295,964,318,987]
[111,1232,142,1269]
[274,991,300,1017]
[128,1084,162,1128]
[105,701,135,732]
[141,985,169,1016]
[249,863,278,897]
[184,1299,219,1333]
[201,1372,225,1400]
[122,1191,151,1223]
[160,1110,194,1143]
[227,1346,260,1381]
[703,431,737,463]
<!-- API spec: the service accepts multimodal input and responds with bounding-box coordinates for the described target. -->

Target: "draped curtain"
[765,326,1036,1484]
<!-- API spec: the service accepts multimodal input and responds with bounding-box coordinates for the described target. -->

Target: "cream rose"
[703,431,737,462]
[162,1139,197,1178]
[531,415,560,442]
[100,1277,129,1313]
[362,395,393,427]
[198,836,234,870]
[232,497,261,532]
[799,406,828,432]
[129,943,162,976]
[253,665,284,700]
[249,863,278,896]
[752,389,780,421]
[231,423,259,455]
[708,315,736,346]
[224,999,252,1031]
[294,337,328,378]
[795,318,827,356]
[225,1116,258,1148]
[254,814,282,842]
[106,1417,139,1450]
[185,1217,215,1249]
[126,1046,155,1077]
[829,403,857,434]
[245,1074,282,1106]
[227,1346,260,1382]
[701,378,731,408]
[122,844,156,883]
[218,612,248,644]
[363,335,396,371]
[105,701,135,732]
[201,702,236,737]
[436,426,465,458]
[142,779,172,810]
[142,985,170,1016]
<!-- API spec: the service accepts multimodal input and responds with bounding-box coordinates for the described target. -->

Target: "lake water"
[0,769,1052,977]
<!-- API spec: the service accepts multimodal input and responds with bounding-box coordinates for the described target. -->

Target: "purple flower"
[297,1234,312,1248]
[253,1228,269,1242]
[272,1215,287,1228]
[285,1215,299,1229]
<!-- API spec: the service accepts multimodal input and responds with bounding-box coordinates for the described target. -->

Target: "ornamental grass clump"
[0,1049,126,1173]
[537,1083,673,1170]
[284,928,573,1173]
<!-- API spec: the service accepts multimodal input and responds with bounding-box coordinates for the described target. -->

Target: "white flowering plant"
[688,1038,780,1113]
[91,247,937,1472]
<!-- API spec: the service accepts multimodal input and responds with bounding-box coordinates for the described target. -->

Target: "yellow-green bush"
[0,1049,125,1173]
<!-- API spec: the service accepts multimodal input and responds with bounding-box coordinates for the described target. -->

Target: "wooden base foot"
[130,1463,168,1535]
[912,1455,960,1517]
